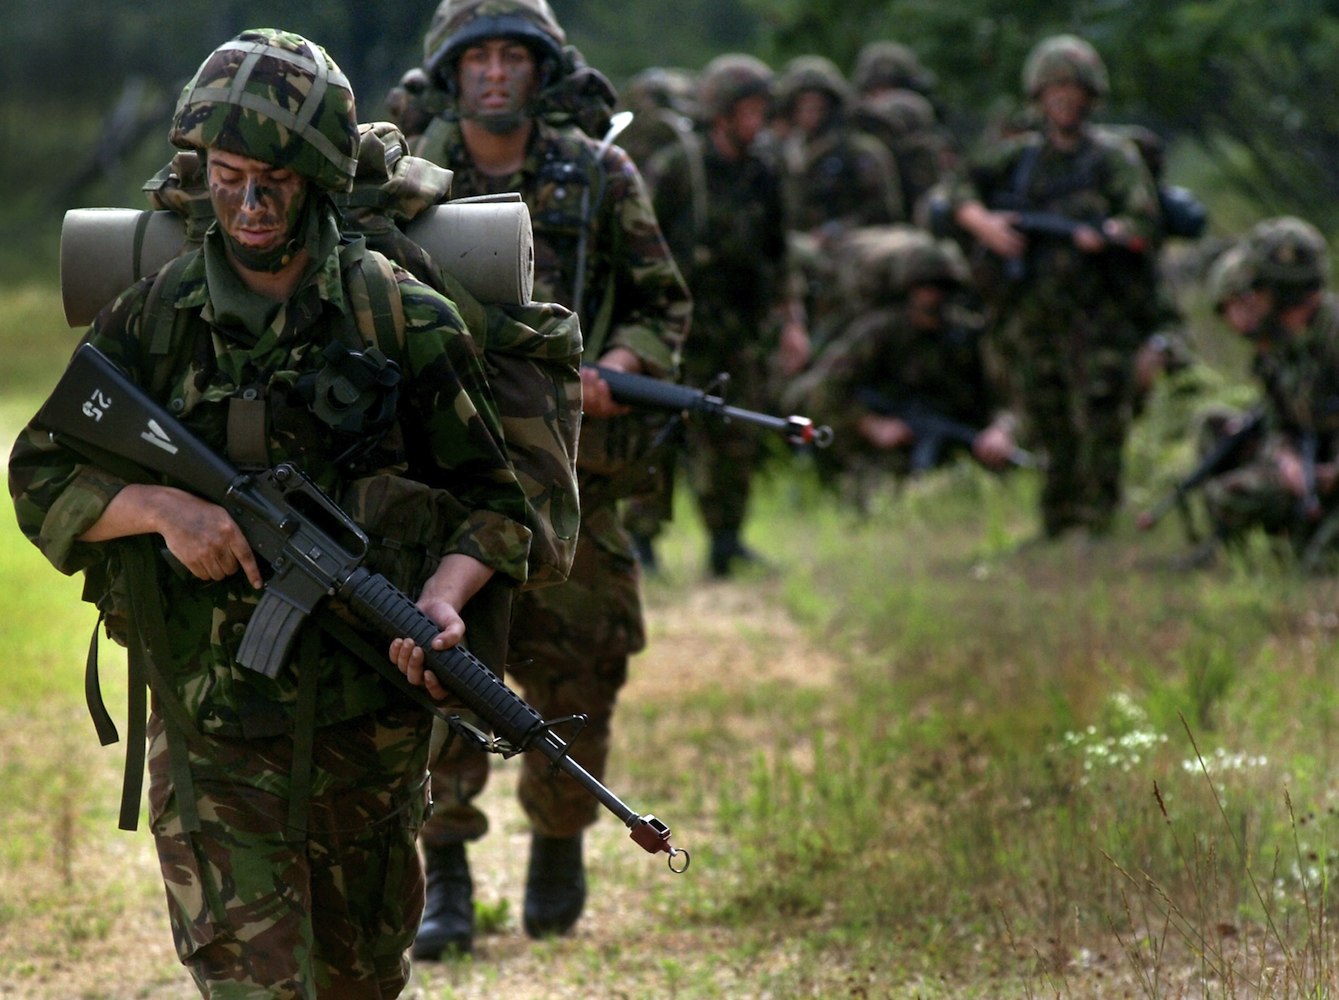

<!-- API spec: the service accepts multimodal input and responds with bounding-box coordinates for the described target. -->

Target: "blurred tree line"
[0,0,1333,276]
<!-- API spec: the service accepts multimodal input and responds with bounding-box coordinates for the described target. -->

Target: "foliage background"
[1,0,1336,279]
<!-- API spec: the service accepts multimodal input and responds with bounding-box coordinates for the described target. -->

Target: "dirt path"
[1,572,845,999]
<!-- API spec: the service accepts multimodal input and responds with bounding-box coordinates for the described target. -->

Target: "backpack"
[141,122,582,591]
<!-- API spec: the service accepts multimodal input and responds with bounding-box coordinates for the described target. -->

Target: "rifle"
[988,203,1149,282]
[590,366,834,449]
[38,343,689,873]
[854,388,1039,472]
[1136,408,1266,534]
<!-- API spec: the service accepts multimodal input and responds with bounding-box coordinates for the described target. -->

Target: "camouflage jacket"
[646,130,791,336]
[949,124,1162,302]
[9,222,532,738]
[781,122,905,236]
[412,116,691,545]
[412,116,690,373]
[807,300,1002,444]
[1252,292,1339,462]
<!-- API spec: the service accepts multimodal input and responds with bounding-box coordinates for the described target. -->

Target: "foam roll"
[405,200,535,307]
[60,200,536,328]
[60,209,188,328]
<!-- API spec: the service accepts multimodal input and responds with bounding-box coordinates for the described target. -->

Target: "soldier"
[1197,218,1339,562]
[8,29,533,998]
[774,55,905,240]
[642,53,809,576]
[849,40,957,217]
[792,228,1018,495]
[405,0,691,955]
[617,66,698,170]
[948,34,1162,540]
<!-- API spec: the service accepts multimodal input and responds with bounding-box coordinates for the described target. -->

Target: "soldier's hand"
[389,599,465,702]
[582,347,638,419]
[1073,223,1107,253]
[80,484,262,588]
[858,414,914,451]
[957,202,1025,258]
[973,424,1016,470]
[1277,447,1307,499]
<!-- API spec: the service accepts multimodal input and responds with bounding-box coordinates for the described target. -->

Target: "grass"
[5,274,1339,997]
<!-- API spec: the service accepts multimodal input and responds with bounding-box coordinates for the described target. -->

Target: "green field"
[4,277,1339,998]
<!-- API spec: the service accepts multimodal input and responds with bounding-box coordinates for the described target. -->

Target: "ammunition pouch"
[341,474,470,596]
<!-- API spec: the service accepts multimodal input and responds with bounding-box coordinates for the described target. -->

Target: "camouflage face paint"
[456,38,538,134]
[207,148,309,271]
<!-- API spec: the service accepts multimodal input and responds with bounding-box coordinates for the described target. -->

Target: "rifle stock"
[590,365,833,449]
[38,344,688,871]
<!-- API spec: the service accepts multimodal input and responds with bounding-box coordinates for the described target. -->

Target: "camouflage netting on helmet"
[696,53,773,121]
[423,0,566,86]
[777,55,853,116]
[851,40,937,96]
[1206,244,1255,311]
[1245,216,1331,290]
[170,28,359,193]
[833,225,967,307]
[1021,34,1110,99]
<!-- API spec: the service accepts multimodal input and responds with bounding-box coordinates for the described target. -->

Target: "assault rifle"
[854,388,1039,472]
[996,210,1149,283]
[1136,408,1266,535]
[38,344,689,872]
[590,366,834,449]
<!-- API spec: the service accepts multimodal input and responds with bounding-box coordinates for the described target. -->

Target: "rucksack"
[139,122,581,591]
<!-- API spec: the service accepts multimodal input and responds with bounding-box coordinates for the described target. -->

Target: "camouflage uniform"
[410,2,690,853]
[948,35,1162,537]
[776,55,905,237]
[9,30,531,998]
[849,41,957,217]
[643,54,792,568]
[1202,220,1339,552]
[792,228,1003,480]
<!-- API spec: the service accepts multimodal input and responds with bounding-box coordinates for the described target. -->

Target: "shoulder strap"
[346,245,407,358]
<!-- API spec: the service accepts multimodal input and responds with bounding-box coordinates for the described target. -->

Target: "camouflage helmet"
[837,225,967,304]
[898,234,970,290]
[697,54,774,121]
[170,28,359,193]
[777,55,854,117]
[1244,216,1330,289]
[624,66,697,117]
[423,0,566,88]
[1206,244,1255,312]
[1022,34,1110,99]
[852,40,937,96]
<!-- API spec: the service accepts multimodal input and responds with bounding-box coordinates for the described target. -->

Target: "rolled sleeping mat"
[60,199,535,328]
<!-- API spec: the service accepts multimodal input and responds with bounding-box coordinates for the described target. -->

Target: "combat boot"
[708,528,768,578]
[412,842,474,959]
[522,833,586,938]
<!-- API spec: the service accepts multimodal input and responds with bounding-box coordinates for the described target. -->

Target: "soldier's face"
[1224,290,1269,338]
[207,149,307,254]
[457,39,539,125]
[792,90,832,136]
[1037,81,1090,131]
[725,94,770,150]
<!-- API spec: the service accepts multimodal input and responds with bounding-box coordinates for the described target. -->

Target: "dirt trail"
[2,573,844,999]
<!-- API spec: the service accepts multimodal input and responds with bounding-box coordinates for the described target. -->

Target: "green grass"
[6,272,1339,996]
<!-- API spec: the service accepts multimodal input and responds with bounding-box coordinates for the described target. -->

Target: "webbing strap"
[285,628,321,839]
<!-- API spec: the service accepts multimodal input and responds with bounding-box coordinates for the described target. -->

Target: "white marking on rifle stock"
[141,419,179,455]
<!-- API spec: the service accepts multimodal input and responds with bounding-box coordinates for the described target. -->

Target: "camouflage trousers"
[682,349,767,534]
[1000,297,1137,536]
[147,704,432,999]
[421,517,640,845]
